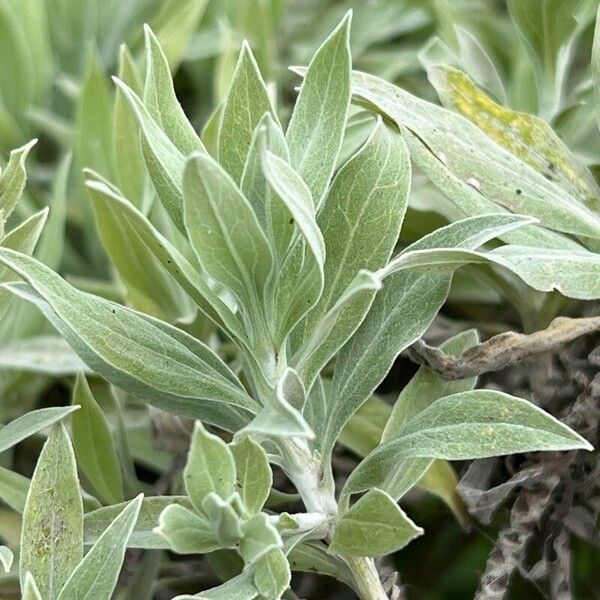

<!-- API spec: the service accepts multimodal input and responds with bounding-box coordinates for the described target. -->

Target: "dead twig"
[408,316,600,380]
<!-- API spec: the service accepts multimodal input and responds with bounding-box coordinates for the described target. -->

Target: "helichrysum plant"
[2,11,600,600]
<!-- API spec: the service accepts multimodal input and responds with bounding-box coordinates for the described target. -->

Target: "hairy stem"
[346,557,388,600]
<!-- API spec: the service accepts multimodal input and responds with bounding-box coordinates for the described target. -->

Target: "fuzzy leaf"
[241,113,291,260]
[0,405,79,453]
[239,513,282,564]
[287,13,351,202]
[0,139,36,227]
[346,69,600,240]
[113,43,147,210]
[183,152,273,312]
[22,572,43,600]
[0,250,256,431]
[84,496,191,549]
[143,25,204,155]
[85,175,245,341]
[112,77,187,232]
[293,120,410,384]
[231,436,272,516]
[201,492,244,547]
[330,488,422,557]
[56,495,143,600]
[19,423,83,598]
[320,214,536,459]
[157,504,219,554]
[253,549,291,599]
[218,42,276,183]
[185,422,236,513]
[427,66,600,207]
[344,390,592,496]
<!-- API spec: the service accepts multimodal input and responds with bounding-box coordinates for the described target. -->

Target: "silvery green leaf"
[218,41,277,183]
[36,152,68,271]
[364,330,479,503]
[241,114,291,261]
[85,176,246,342]
[292,120,410,384]
[143,25,204,156]
[185,421,236,513]
[156,504,219,554]
[56,494,143,600]
[344,390,592,497]
[320,214,536,460]
[253,549,290,600]
[1,208,48,257]
[487,245,600,300]
[71,374,124,505]
[383,244,600,301]
[112,77,187,232]
[114,43,147,211]
[239,513,283,564]
[330,489,422,557]
[242,368,313,439]
[202,492,243,547]
[261,149,325,272]
[384,329,479,436]
[402,129,581,250]
[427,65,600,207]
[293,270,381,386]
[22,572,42,600]
[0,545,12,573]
[0,250,256,430]
[0,139,36,227]
[84,496,191,549]
[20,423,83,598]
[231,436,272,516]
[174,571,258,600]
[287,13,351,203]
[0,208,48,318]
[346,69,600,241]
[0,405,79,453]
[183,152,274,314]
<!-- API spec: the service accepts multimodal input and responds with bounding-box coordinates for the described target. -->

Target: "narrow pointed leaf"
[71,374,124,504]
[57,495,143,600]
[183,152,273,310]
[287,13,352,202]
[143,25,204,155]
[0,405,79,453]
[0,250,256,431]
[218,42,276,183]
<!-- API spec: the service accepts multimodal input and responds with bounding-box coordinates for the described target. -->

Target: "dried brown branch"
[408,316,600,380]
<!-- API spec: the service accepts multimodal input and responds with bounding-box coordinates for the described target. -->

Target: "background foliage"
[1,1,600,598]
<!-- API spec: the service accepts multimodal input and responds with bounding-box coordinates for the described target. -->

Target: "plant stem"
[345,557,388,600]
